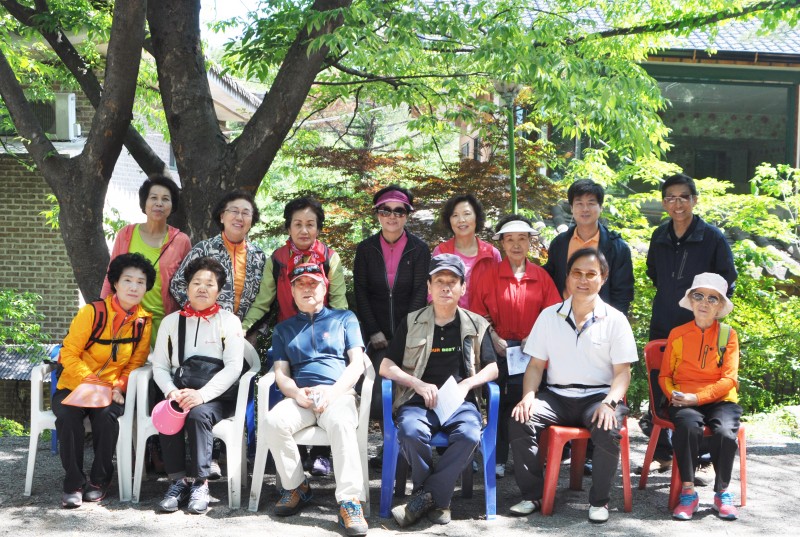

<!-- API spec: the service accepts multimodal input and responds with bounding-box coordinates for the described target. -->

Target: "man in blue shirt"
[264,263,369,536]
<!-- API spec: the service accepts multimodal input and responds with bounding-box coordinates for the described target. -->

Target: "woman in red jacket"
[102,175,191,345]
[659,272,741,521]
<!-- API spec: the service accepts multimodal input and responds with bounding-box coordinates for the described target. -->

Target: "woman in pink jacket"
[102,175,191,345]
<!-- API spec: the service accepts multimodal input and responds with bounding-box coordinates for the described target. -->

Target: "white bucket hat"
[678,272,734,318]
[492,219,540,241]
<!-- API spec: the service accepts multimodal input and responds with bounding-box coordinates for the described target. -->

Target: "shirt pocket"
[402,337,427,370]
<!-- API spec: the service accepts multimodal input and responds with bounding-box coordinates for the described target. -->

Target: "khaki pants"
[265,391,363,502]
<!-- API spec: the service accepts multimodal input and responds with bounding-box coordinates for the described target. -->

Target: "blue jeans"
[395,401,482,508]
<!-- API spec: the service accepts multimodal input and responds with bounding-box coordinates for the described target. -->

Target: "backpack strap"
[84,300,108,351]
[177,314,186,365]
[717,323,732,367]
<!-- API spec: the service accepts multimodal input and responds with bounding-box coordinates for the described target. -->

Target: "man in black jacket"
[544,179,634,315]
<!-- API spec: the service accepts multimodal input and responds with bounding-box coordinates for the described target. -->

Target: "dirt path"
[1,423,797,536]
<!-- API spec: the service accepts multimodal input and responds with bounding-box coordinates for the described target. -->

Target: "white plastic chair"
[25,352,140,501]
[132,342,260,508]
[248,353,374,515]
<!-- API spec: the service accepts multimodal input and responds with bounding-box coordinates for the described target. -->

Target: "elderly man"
[380,254,498,528]
[264,263,368,537]
[509,248,637,523]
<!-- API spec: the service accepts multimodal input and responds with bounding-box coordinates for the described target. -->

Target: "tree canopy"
[2,0,800,300]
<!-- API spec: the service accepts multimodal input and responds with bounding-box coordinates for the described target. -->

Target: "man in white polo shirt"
[508,247,638,524]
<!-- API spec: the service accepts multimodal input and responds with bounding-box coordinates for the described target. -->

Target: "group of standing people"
[50,171,745,534]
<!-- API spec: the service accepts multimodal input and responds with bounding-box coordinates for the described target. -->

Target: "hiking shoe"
[61,489,83,508]
[338,499,369,536]
[509,499,541,516]
[428,506,451,524]
[83,482,109,502]
[158,479,191,513]
[495,463,505,478]
[208,460,222,480]
[672,489,699,520]
[391,490,434,528]
[310,456,332,476]
[713,490,738,520]
[588,504,609,523]
[274,480,313,516]
[187,480,210,514]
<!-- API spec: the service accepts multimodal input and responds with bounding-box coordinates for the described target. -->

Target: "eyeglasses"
[663,194,693,205]
[224,208,253,219]
[569,269,601,281]
[290,265,323,278]
[376,207,408,218]
[690,292,721,305]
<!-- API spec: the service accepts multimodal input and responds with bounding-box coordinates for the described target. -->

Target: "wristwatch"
[603,399,618,410]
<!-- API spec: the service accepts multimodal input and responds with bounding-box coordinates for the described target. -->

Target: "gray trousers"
[509,389,628,507]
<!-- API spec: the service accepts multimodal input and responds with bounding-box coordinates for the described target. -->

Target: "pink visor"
[374,191,413,211]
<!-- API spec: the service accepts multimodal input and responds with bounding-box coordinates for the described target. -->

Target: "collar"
[296,305,330,322]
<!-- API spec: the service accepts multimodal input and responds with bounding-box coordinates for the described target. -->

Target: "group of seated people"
[49,176,744,536]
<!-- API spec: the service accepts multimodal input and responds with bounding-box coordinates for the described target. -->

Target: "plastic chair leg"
[541,434,568,516]
[569,439,588,490]
[248,434,269,511]
[379,424,400,518]
[24,429,41,496]
[638,423,662,489]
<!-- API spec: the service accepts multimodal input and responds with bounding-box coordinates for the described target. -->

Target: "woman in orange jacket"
[55,253,154,508]
[659,272,741,521]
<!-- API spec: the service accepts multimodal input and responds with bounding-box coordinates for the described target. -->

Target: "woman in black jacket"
[353,185,431,423]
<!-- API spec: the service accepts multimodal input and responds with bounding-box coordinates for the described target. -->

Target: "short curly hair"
[107,253,156,293]
[138,175,181,214]
[183,257,227,290]
[283,196,325,231]
[213,190,260,230]
[440,193,486,235]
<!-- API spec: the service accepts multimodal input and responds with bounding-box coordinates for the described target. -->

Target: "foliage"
[39,193,127,241]
[0,289,47,351]
[0,417,25,438]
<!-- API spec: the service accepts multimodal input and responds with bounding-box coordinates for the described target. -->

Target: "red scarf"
[286,239,327,276]
[180,303,220,322]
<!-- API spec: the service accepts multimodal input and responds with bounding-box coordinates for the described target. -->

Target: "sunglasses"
[690,292,721,305]
[376,206,409,218]
[569,269,601,281]
[290,265,323,278]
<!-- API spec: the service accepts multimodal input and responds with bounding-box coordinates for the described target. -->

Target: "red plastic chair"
[639,339,747,509]
[538,418,633,516]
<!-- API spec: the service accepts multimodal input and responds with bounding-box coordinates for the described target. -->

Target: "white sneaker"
[495,463,505,478]
[509,499,541,516]
[588,504,609,523]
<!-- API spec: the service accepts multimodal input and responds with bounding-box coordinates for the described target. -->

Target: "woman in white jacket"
[151,256,244,514]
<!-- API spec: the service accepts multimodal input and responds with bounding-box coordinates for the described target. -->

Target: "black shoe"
[83,482,109,502]
[391,490,434,528]
[62,489,83,508]
[187,481,210,514]
[158,479,191,512]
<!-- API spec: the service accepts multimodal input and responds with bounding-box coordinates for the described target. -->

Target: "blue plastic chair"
[379,378,500,520]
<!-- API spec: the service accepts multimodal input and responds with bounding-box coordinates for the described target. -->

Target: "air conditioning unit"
[31,93,78,141]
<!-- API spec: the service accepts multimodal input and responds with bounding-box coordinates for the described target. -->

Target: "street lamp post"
[493,80,523,213]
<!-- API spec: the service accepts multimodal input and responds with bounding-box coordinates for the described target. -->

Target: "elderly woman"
[353,185,430,420]
[433,193,501,308]
[54,253,154,508]
[101,175,191,344]
[659,272,742,521]
[152,257,245,514]
[469,215,561,477]
[242,196,347,476]
[170,190,266,323]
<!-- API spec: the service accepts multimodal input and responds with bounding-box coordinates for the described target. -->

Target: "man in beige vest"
[380,254,498,528]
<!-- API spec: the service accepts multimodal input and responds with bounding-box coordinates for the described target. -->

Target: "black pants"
[497,382,523,465]
[160,399,235,480]
[669,401,742,492]
[52,388,124,492]
[509,390,628,507]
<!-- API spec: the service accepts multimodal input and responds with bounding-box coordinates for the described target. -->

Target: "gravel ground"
[1,421,798,537]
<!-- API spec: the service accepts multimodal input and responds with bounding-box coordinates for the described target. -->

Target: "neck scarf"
[286,238,327,275]
[180,303,220,322]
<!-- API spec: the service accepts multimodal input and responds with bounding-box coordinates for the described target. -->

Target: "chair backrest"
[644,339,670,426]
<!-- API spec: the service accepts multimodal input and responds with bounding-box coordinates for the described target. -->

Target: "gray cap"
[429,253,465,279]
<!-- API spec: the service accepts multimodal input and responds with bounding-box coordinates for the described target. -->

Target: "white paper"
[507,345,531,376]
[433,376,464,424]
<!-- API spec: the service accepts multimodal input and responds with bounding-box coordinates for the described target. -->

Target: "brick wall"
[0,157,80,341]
